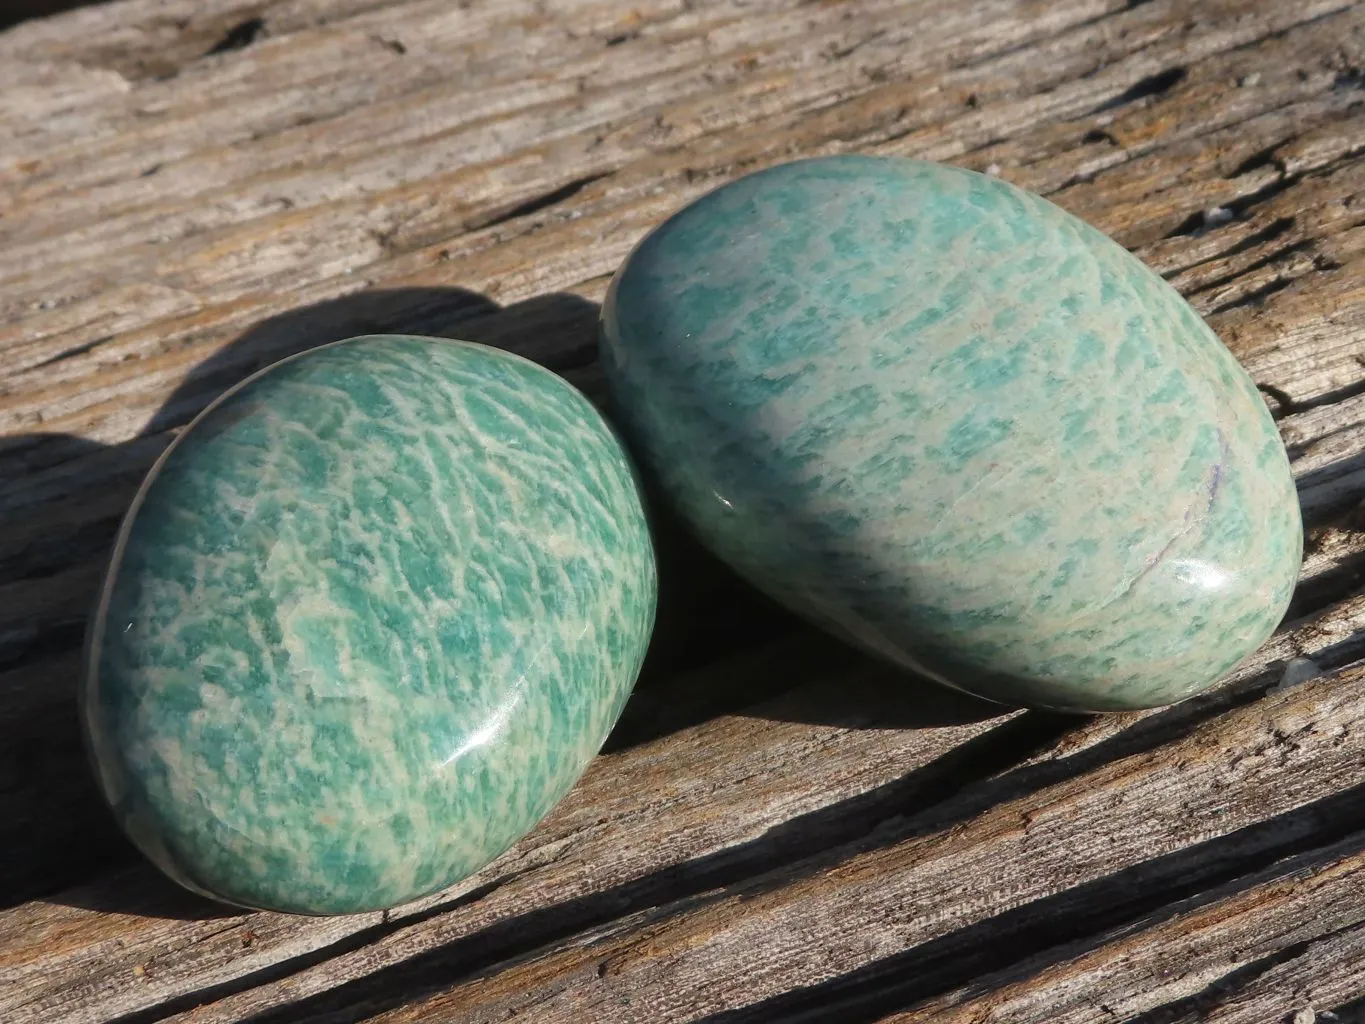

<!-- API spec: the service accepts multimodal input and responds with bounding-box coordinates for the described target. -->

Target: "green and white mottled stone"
[601,155,1301,712]
[83,335,656,915]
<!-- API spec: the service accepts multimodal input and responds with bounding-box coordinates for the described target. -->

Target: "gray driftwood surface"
[3,0,1365,1021]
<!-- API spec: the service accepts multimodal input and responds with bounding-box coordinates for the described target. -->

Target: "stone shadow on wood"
[607,634,1006,754]
[95,676,1346,1024]
[2,284,925,918]
[0,286,626,914]
[100,709,1075,1024]
[6,281,1357,929]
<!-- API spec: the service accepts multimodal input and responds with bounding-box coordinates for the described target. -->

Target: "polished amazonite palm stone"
[601,155,1301,712]
[83,335,656,914]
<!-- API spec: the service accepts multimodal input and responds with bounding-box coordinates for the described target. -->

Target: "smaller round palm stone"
[82,335,657,915]
[600,154,1302,712]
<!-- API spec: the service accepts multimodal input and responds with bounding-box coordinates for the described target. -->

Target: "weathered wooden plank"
[5,587,1364,1024]
[295,664,1365,1024]
[3,0,1365,1021]
[883,833,1365,1024]
[0,642,1023,1024]
[0,0,1064,256]
[0,0,1351,341]
[1182,923,1365,1024]
[0,0,1362,916]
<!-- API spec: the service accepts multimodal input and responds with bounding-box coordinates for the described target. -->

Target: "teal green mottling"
[601,155,1301,712]
[83,335,656,915]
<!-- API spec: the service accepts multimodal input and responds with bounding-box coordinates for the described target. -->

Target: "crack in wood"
[203,17,265,58]
[464,173,615,233]
[1088,66,1188,115]
[1206,275,1297,316]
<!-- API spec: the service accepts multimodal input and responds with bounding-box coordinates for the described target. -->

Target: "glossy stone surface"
[601,155,1301,712]
[83,335,656,915]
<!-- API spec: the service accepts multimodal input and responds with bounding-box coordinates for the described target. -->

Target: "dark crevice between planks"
[1164,171,1301,245]
[1292,534,1365,627]
[1221,172,1304,217]
[1198,219,1301,273]
[1166,214,1296,262]
[1336,67,1365,91]
[1050,68,1347,200]
[1134,94,1359,247]
[1278,616,1365,682]
[1088,66,1188,115]
[53,4,277,81]
[1229,143,1290,179]
[204,17,266,57]
[1191,238,1313,305]
[1273,377,1365,419]
[108,653,1365,1022]
[1289,550,1365,622]
[105,714,1075,1024]
[1122,927,1359,1024]
[23,334,114,372]
[1258,373,1365,421]
[1198,143,1365,243]
[692,792,1365,1024]
[1206,275,1296,315]
[96,870,537,1024]
[824,30,888,62]
[464,172,615,232]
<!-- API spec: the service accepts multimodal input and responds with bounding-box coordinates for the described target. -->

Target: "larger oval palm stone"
[83,335,656,914]
[601,155,1301,712]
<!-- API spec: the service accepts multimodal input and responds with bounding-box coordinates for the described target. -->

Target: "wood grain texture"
[886,831,1365,1024]
[2,0,1365,1021]
[343,664,1365,1024]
